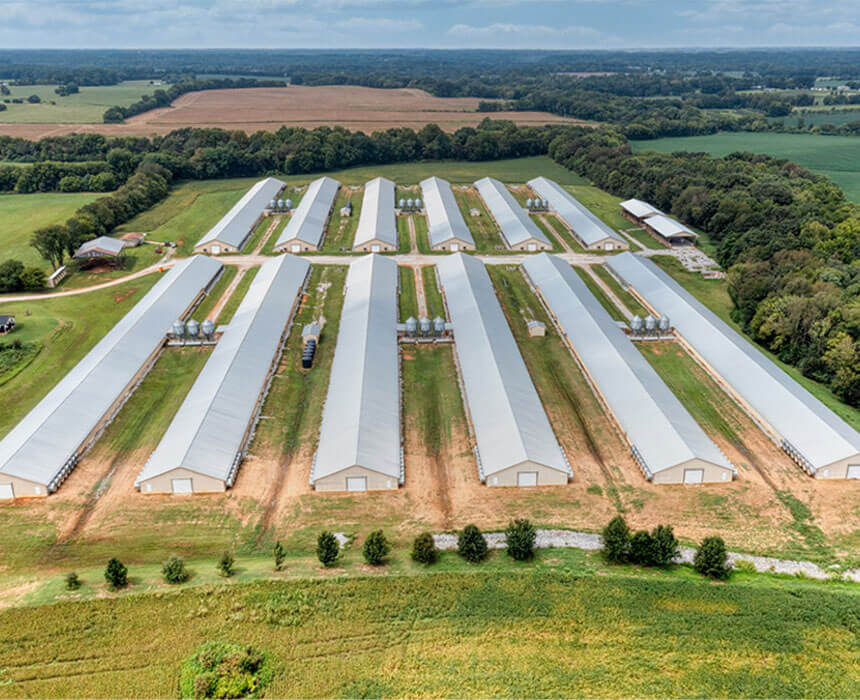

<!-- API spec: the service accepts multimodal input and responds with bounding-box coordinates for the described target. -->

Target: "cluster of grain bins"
[0,256,223,499]
[474,177,552,251]
[311,255,402,491]
[619,198,698,246]
[607,252,860,479]
[420,176,475,251]
[194,177,285,255]
[353,177,398,252]
[529,177,628,252]
[437,253,571,486]
[274,176,341,253]
[523,254,734,484]
[135,255,311,494]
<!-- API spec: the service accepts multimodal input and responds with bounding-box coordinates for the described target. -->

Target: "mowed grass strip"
[0,571,856,698]
[531,214,565,253]
[453,187,506,253]
[396,215,411,253]
[321,187,362,253]
[591,264,648,316]
[398,266,418,320]
[542,214,587,252]
[217,267,258,325]
[190,266,239,322]
[574,266,626,322]
[422,265,445,319]
[413,213,432,253]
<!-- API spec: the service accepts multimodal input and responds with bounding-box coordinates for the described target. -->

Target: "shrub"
[218,550,235,578]
[362,530,391,566]
[411,532,438,564]
[179,641,271,699]
[650,524,679,567]
[694,536,730,580]
[317,531,340,568]
[505,518,537,561]
[273,541,286,571]
[629,530,656,566]
[104,558,128,589]
[458,524,488,563]
[162,555,189,584]
[65,572,81,591]
[602,515,631,563]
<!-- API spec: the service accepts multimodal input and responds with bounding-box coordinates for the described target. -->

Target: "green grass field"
[631,133,860,202]
[574,266,625,321]
[321,187,362,252]
[0,81,161,123]
[190,266,239,322]
[591,264,648,316]
[414,213,432,254]
[217,268,258,325]
[396,215,411,252]
[422,266,445,318]
[398,266,418,320]
[453,188,506,252]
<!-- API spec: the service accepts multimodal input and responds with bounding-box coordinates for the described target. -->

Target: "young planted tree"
[458,524,488,563]
[411,532,438,564]
[104,558,128,589]
[650,524,680,567]
[362,530,391,566]
[65,572,81,591]
[505,519,537,561]
[602,515,631,563]
[273,541,286,571]
[217,550,235,578]
[317,531,340,568]
[694,536,730,580]
[162,555,189,584]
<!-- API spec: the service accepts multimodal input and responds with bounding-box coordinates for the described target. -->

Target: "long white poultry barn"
[420,176,475,251]
[0,256,223,499]
[607,252,860,479]
[353,177,397,252]
[311,254,402,491]
[528,177,628,251]
[523,253,734,484]
[436,253,571,486]
[136,254,311,494]
[474,177,551,251]
[194,177,284,254]
[274,176,340,253]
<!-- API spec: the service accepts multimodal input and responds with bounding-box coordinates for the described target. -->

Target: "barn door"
[683,469,704,484]
[171,478,193,494]
[0,483,13,499]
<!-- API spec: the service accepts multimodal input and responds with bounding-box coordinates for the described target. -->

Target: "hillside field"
[631,132,860,202]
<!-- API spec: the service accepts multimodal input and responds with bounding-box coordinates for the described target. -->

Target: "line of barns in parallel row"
[2,248,858,499]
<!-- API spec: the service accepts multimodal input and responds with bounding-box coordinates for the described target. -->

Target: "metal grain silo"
[399,198,406,209]
[658,316,670,332]
[526,198,533,209]
[644,314,657,332]
[285,199,293,210]
[419,316,431,334]
[201,318,215,339]
[405,316,418,336]
[171,319,186,339]
[629,314,643,332]
[185,319,200,339]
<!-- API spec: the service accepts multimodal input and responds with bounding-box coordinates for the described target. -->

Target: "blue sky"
[1,0,858,49]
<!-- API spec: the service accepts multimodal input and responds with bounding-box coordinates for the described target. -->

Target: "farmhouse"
[607,252,860,479]
[73,236,125,264]
[194,177,284,254]
[529,177,628,251]
[523,254,735,484]
[274,176,340,253]
[353,177,397,252]
[474,177,552,251]
[0,256,222,500]
[437,253,571,486]
[420,176,475,251]
[311,254,402,491]
[136,254,310,494]
[642,214,698,246]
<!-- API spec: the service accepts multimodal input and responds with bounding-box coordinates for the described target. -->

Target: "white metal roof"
[607,252,860,474]
[74,236,125,257]
[420,176,474,248]
[529,177,627,248]
[197,177,284,249]
[645,214,698,239]
[436,253,570,480]
[136,254,311,488]
[274,176,340,250]
[311,254,402,484]
[523,254,733,479]
[474,177,549,248]
[353,177,397,248]
[0,255,223,490]
[620,198,662,219]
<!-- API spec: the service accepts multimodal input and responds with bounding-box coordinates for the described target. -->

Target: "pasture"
[631,133,860,202]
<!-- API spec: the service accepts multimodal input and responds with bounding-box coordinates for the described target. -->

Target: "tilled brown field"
[0,85,587,140]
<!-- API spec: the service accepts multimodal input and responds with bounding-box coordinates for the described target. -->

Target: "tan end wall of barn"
[274,239,320,253]
[815,454,860,479]
[313,465,399,492]
[352,239,396,253]
[650,458,735,485]
[485,461,569,487]
[511,238,552,252]
[586,236,629,252]
[138,466,226,494]
[430,239,475,252]
[0,474,48,499]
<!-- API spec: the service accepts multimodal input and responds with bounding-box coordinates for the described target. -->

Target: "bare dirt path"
[406,215,418,254]
[538,214,573,253]
[206,267,246,322]
[413,266,428,318]
[581,264,633,319]
[251,215,282,255]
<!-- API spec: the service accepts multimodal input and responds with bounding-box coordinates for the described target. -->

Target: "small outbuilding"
[73,236,125,266]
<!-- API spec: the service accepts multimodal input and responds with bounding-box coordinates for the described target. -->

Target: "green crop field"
[631,133,860,202]
[0,191,103,269]
[0,81,161,123]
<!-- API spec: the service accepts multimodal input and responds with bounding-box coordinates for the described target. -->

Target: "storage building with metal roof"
[0,256,223,499]
[194,177,284,254]
[436,253,571,486]
[620,198,662,222]
[642,214,699,245]
[274,176,340,253]
[529,177,628,252]
[353,177,397,252]
[474,177,551,251]
[74,236,126,259]
[311,254,402,491]
[420,176,475,251]
[523,253,734,484]
[136,255,311,494]
[607,252,860,479]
